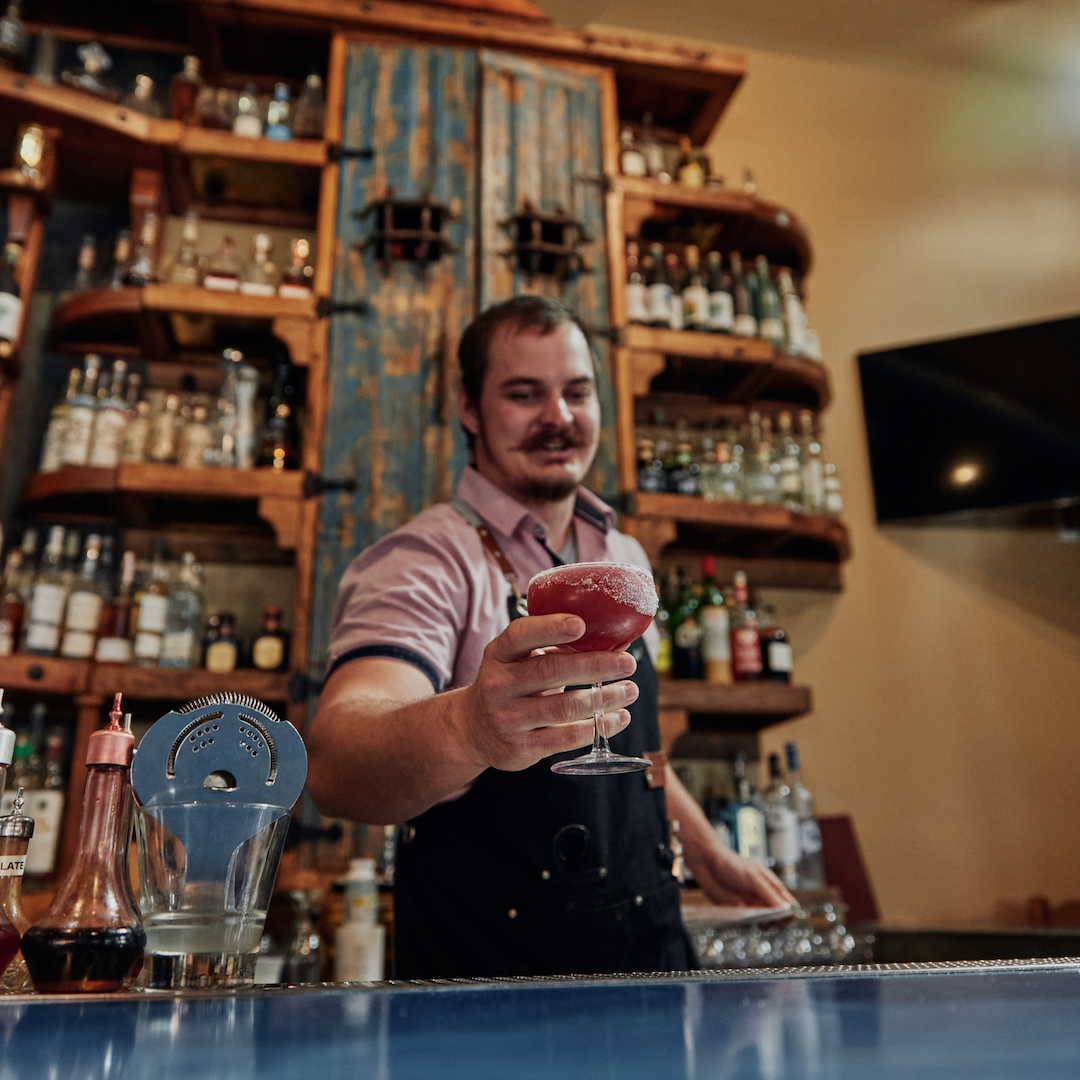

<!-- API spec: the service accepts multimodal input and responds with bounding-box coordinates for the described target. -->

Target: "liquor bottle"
[11,529,37,604]
[87,360,128,468]
[265,82,292,140]
[618,127,647,178]
[0,788,34,990]
[777,268,807,356]
[776,410,803,512]
[646,243,672,328]
[233,359,260,470]
[0,691,12,794]
[70,234,97,293]
[0,241,21,350]
[0,0,28,71]
[159,553,203,669]
[676,134,704,188]
[176,402,213,468]
[95,550,136,664]
[706,251,734,334]
[108,229,131,290]
[59,534,104,660]
[256,360,300,470]
[624,241,649,325]
[233,82,263,138]
[717,434,744,501]
[797,411,825,514]
[664,252,684,330]
[755,256,785,346]
[763,753,801,891]
[743,411,775,505]
[126,212,159,286]
[132,543,170,668]
[148,392,181,464]
[699,555,732,685]
[169,209,201,286]
[0,548,25,656]
[785,742,825,889]
[204,612,239,674]
[697,434,720,500]
[199,86,235,130]
[239,233,278,296]
[758,604,793,683]
[278,238,314,298]
[169,55,203,123]
[250,605,289,671]
[669,418,699,496]
[22,694,144,994]
[10,730,41,792]
[293,73,325,138]
[204,236,240,291]
[38,367,82,473]
[21,526,68,657]
[60,529,82,592]
[653,575,672,679]
[723,754,768,868]
[121,394,151,465]
[729,570,763,682]
[638,113,668,182]
[680,246,709,331]
[822,440,844,517]
[729,253,757,338]
[120,74,163,118]
[43,728,66,791]
[668,570,702,680]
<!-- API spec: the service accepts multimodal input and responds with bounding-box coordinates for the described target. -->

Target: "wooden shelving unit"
[658,680,811,722]
[86,664,288,702]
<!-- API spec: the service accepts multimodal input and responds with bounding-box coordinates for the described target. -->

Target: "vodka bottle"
[59,534,105,659]
[38,367,82,473]
[763,753,801,891]
[786,742,825,889]
[21,526,67,657]
[159,553,203,669]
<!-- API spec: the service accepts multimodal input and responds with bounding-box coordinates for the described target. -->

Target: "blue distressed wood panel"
[309,43,478,674]
[478,50,618,506]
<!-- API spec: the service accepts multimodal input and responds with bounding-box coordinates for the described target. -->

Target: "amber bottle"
[0,788,34,990]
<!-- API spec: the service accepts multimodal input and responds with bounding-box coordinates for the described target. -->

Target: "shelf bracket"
[258,496,300,550]
[326,144,376,163]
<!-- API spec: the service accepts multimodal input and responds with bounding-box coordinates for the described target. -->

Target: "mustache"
[516,426,587,453]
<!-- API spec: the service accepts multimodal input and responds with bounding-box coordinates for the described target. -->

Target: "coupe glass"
[527,561,658,775]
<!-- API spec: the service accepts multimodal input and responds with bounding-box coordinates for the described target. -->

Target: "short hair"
[457,295,593,409]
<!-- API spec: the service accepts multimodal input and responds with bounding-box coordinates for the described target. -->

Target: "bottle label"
[203,274,240,292]
[825,484,844,515]
[239,281,277,297]
[39,418,67,473]
[625,281,649,324]
[205,640,238,674]
[784,296,807,354]
[60,629,96,659]
[802,460,824,511]
[65,590,102,631]
[0,292,20,341]
[682,285,710,328]
[161,629,195,663]
[137,594,168,633]
[121,418,150,464]
[709,290,734,332]
[620,150,648,178]
[733,314,758,339]
[647,282,672,324]
[735,805,768,866]
[700,607,731,661]
[731,626,763,676]
[759,316,785,343]
[765,805,801,866]
[61,407,95,466]
[95,636,132,663]
[278,282,313,299]
[767,640,794,674]
[673,616,702,650]
[800,819,823,855]
[655,631,672,678]
[0,856,25,878]
[780,464,801,495]
[3,789,63,875]
[252,635,285,671]
[87,408,127,468]
[134,631,163,659]
[28,583,66,627]
[668,295,684,331]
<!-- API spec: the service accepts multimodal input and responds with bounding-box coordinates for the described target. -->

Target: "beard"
[477,422,594,503]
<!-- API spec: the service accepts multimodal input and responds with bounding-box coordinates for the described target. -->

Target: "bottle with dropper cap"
[0,787,35,990]
[22,693,145,993]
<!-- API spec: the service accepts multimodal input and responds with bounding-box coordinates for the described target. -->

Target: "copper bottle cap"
[86,693,135,767]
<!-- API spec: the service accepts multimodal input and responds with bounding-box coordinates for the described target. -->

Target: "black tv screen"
[858,315,1080,524]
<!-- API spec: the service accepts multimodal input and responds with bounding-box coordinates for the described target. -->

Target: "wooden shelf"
[659,679,810,718]
[20,465,304,550]
[623,325,830,411]
[617,176,813,276]
[0,655,90,695]
[624,491,851,566]
[88,665,288,703]
[50,286,318,366]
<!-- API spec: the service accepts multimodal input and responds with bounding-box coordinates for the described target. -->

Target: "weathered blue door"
[309,43,614,680]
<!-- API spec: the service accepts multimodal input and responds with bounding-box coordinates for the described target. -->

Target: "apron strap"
[449,497,529,619]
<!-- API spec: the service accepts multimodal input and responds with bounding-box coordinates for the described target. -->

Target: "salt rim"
[527,561,658,617]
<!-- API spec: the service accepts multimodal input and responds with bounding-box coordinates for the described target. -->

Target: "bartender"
[307,296,792,979]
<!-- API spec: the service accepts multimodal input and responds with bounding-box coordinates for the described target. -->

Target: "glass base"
[550,751,651,776]
[137,951,256,991]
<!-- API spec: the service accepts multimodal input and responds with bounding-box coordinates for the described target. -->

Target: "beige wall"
[683,47,1080,927]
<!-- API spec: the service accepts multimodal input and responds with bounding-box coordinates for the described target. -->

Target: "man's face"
[460,321,601,503]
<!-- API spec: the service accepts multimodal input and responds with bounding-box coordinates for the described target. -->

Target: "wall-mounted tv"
[858,315,1080,524]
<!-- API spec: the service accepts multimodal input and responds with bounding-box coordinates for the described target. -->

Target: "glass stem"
[591,680,610,756]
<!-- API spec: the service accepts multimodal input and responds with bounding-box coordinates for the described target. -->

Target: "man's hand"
[455,613,640,772]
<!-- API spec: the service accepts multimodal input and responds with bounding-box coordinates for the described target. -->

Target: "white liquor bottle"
[132,543,170,667]
[776,411,803,512]
[59,355,101,467]
[21,526,68,657]
[786,741,825,889]
[38,367,81,473]
[169,209,201,286]
[763,753,801,891]
[159,553,204,669]
[87,359,128,467]
[239,233,277,296]
[59,534,105,660]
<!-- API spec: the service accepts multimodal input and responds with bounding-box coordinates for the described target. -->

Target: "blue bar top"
[2,958,1080,1079]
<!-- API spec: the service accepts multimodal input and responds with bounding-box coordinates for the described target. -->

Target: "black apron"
[394,602,696,979]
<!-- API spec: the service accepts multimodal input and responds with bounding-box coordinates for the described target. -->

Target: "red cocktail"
[527,562,658,775]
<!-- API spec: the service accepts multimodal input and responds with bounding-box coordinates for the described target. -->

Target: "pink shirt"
[327,466,658,690]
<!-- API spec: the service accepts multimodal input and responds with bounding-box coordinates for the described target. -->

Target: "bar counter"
[3,957,1080,1077]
